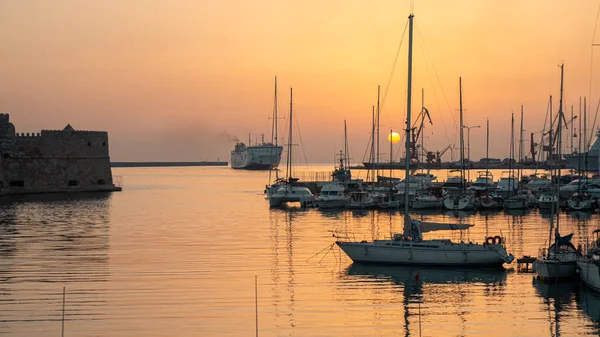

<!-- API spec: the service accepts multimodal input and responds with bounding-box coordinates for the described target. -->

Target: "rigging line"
[379,20,409,121]
[292,107,311,176]
[536,97,551,164]
[414,21,459,133]
[590,99,600,150]
[589,1,600,119]
[415,22,453,147]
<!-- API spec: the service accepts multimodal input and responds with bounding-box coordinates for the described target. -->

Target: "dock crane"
[410,106,433,161]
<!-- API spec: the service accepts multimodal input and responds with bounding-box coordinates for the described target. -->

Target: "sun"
[388,132,401,144]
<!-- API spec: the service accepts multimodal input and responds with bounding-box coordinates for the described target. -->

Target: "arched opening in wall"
[87,141,92,146]
[2,153,8,159]
[102,142,106,147]
[9,180,24,187]
[97,179,106,185]
[68,180,79,186]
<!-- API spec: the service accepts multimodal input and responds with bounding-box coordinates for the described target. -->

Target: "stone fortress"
[0,113,120,194]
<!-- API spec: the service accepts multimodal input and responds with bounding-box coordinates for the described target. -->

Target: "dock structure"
[516,256,536,272]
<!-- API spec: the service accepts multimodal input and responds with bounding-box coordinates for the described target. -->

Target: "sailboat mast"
[377,85,381,180]
[404,13,414,215]
[344,120,349,169]
[370,106,375,183]
[273,77,278,147]
[459,77,465,189]
[519,105,524,184]
[509,113,514,196]
[273,77,279,181]
[486,118,489,177]
[421,88,425,166]
[555,63,565,253]
[287,88,293,182]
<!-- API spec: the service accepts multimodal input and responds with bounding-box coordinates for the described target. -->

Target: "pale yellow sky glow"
[1,1,599,163]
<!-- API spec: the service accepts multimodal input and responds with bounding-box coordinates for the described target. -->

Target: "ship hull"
[336,240,511,267]
[578,260,600,292]
[230,144,283,170]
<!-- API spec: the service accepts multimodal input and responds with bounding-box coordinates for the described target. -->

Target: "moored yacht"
[578,229,600,292]
[334,15,514,268]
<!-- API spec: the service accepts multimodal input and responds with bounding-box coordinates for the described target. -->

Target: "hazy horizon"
[2,1,600,163]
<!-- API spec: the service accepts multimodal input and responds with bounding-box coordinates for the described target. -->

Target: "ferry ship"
[230,137,283,170]
[565,129,600,172]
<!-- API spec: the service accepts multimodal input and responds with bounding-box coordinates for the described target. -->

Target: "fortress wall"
[6,131,110,158]
[1,157,113,192]
[0,114,119,194]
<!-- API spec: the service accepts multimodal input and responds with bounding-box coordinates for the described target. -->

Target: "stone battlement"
[0,113,119,194]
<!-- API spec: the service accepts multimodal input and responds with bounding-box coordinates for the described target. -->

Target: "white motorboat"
[347,189,376,209]
[503,194,529,209]
[315,182,347,209]
[269,182,315,207]
[526,174,552,193]
[412,193,442,209]
[578,229,600,292]
[372,188,400,209]
[443,193,476,210]
[336,216,514,266]
[443,170,464,191]
[469,171,494,193]
[496,175,519,198]
[538,192,557,210]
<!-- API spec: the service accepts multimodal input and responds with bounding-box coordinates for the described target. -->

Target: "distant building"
[0,113,120,194]
[479,158,502,164]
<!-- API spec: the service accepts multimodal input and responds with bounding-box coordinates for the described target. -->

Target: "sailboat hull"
[578,259,600,292]
[336,240,511,267]
[443,195,476,210]
[533,259,577,279]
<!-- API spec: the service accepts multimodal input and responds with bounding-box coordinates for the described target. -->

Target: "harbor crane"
[410,106,433,161]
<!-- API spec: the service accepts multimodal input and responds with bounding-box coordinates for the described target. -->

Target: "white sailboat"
[269,88,315,208]
[335,14,514,267]
[533,64,579,280]
[578,229,600,292]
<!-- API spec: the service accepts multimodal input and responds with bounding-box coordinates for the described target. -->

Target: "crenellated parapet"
[0,113,119,194]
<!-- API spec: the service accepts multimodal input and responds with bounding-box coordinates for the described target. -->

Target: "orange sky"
[1,0,600,163]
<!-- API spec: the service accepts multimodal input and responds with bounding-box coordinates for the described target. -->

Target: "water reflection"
[343,263,507,337]
[532,280,579,337]
[579,287,600,327]
[268,208,298,329]
[0,193,112,335]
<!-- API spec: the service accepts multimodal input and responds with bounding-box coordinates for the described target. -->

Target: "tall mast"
[287,87,293,182]
[584,96,588,152]
[377,85,381,179]
[403,13,414,216]
[370,106,375,182]
[509,113,514,196]
[555,64,565,253]
[273,77,278,147]
[459,77,465,190]
[519,105,524,184]
[344,120,349,169]
[486,118,489,178]
[421,88,425,166]
[271,77,279,181]
[548,96,553,162]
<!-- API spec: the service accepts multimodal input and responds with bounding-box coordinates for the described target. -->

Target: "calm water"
[1,165,600,336]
